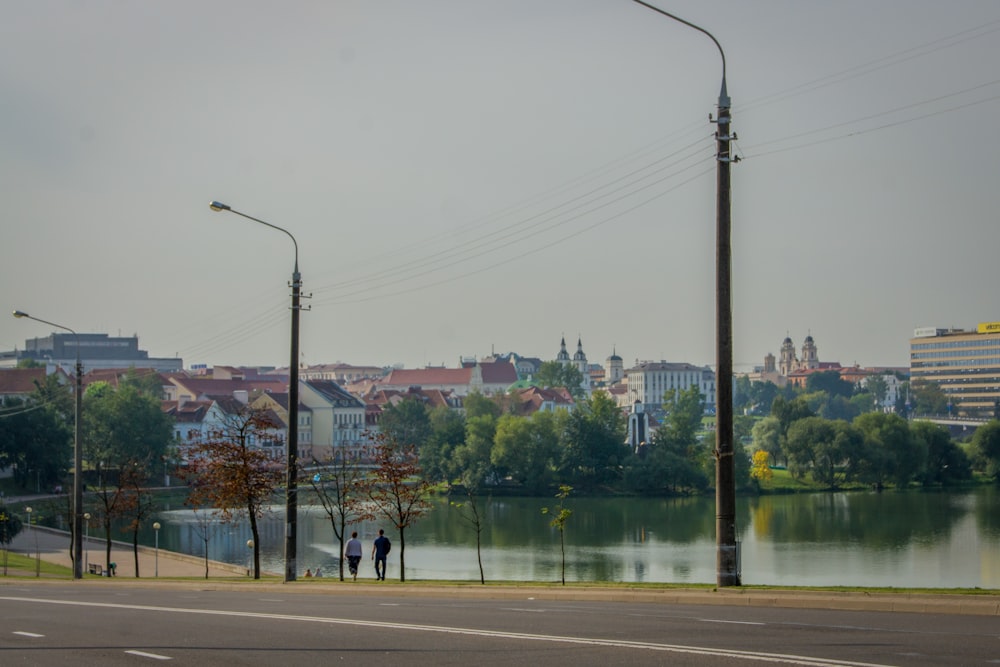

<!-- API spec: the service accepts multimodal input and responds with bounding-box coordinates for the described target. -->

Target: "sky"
[2,0,998,373]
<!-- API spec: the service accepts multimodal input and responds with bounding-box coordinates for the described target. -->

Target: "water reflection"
[146,487,1000,588]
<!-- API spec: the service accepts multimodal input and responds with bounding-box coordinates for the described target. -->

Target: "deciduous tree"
[361,434,433,582]
[182,406,284,579]
[308,450,367,581]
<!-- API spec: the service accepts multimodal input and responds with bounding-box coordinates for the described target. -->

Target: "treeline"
[382,377,1000,495]
[379,386,742,496]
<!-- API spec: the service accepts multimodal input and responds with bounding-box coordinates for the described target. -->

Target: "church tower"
[605,347,624,385]
[572,337,590,392]
[779,336,798,376]
[556,336,571,365]
[801,334,819,370]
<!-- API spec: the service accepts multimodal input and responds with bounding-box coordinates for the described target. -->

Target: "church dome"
[804,335,814,343]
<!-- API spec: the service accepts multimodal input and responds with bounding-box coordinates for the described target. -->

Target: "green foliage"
[0,506,24,546]
[420,406,466,482]
[853,412,922,489]
[534,361,586,399]
[491,411,562,494]
[971,420,1000,480]
[805,370,855,398]
[541,484,572,585]
[379,396,432,448]
[911,421,972,485]
[0,395,71,489]
[909,381,949,416]
[558,392,626,489]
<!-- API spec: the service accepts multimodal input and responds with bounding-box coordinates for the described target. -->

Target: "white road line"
[701,618,767,626]
[0,595,894,667]
[125,650,172,660]
[13,631,44,638]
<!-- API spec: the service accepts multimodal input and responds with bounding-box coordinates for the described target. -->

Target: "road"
[1,584,998,666]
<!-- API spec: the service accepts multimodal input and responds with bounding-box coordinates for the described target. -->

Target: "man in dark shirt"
[371,529,391,581]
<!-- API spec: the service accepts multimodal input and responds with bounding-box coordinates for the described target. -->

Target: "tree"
[911,421,971,486]
[491,411,562,493]
[659,385,705,455]
[749,450,773,483]
[188,507,219,579]
[910,380,949,416]
[559,392,625,489]
[785,417,837,485]
[541,484,572,586]
[452,413,498,488]
[308,450,367,581]
[854,412,921,490]
[0,506,24,575]
[751,416,783,467]
[83,382,173,572]
[866,374,889,408]
[379,396,432,450]
[182,405,284,579]
[450,473,487,584]
[971,420,1000,481]
[421,406,466,482]
[362,434,434,582]
[534,361,586,399]
[805,370,854,399]
[120,460,156,577]
[771,396,814,437]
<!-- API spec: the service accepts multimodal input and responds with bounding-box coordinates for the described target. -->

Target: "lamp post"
[25,506,39,577]
[246,539,254,578]
[153,521,161,577]
[630,1,740,586]
[13,310,84,580]
[84,512,91,574]
[209,201,303,583]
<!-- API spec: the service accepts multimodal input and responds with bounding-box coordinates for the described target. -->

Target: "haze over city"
[3,1,998,372]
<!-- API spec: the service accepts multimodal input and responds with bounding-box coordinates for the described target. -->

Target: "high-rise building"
[909,322,1000,418]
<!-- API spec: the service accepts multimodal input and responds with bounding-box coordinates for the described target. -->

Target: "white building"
[624,361,716,415]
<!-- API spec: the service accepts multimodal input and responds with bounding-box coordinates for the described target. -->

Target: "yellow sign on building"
[978,322,1000,334]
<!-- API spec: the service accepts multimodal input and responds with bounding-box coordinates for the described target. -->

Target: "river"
[151,486,1000,588]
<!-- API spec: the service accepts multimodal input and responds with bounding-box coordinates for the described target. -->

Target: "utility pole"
[631,0,740,586]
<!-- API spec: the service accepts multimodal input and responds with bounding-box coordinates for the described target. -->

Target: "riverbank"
[3,526,999,617]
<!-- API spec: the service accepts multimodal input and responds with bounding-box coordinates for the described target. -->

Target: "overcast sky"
[2,0,998,373]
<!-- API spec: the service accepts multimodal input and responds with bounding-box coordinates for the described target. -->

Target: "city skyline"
[3,1,998,371]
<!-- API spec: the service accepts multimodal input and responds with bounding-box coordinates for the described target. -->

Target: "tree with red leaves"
[361,434,433,582]
[182,406,284,579]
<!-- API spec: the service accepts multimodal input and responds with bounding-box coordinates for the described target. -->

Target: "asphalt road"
[1,584,998,666]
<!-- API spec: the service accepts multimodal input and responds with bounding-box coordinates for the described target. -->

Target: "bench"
[88,563,103,576]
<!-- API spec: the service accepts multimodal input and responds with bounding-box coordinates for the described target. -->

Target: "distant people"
[304,568,313,578]
[108,562,117,577]
[345,531,363,581]
[314,567,323,578]
[371,529,391,581]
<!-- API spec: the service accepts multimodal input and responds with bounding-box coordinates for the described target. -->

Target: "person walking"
[345,531,363,581]
[371,529,391,581]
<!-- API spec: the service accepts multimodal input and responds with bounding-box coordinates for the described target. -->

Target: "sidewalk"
[2,525,999,617]
[3,525,247,578]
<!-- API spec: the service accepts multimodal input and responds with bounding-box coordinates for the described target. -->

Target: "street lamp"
[209,201,304,583]
[246,538,255,578]
[630,1,741,586]
[84,512,91,574]
[153,521,161,577]
[25,506,39,577]
[12,310,84,580]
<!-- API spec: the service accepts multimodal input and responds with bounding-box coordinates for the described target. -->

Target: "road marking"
[700,618,766,626]
[13,631,44,637]
[0,595,894,667]
[125,650,172,660]
[502,608,545,613]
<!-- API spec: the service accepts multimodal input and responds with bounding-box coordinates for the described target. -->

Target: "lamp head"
[12,310,29,319]
[153,522,161,530]
[209,201,231,212]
